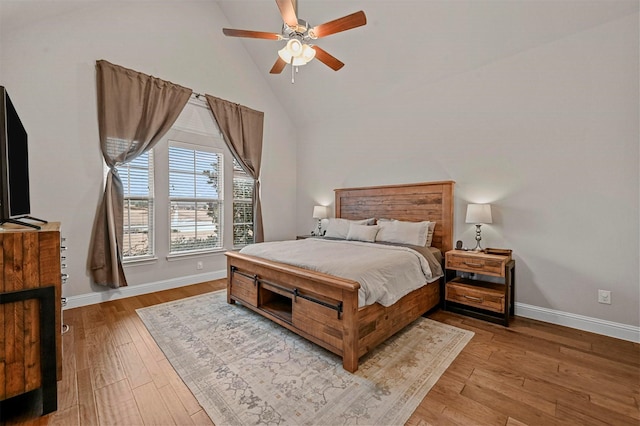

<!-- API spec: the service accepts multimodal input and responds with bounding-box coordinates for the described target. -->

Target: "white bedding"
[239,238,442,308]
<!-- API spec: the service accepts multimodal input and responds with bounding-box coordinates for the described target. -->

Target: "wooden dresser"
[0,222,62,403]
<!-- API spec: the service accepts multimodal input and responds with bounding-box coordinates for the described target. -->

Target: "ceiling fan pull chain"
[291,59,295,84]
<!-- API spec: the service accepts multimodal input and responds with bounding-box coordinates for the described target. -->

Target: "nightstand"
[444,250,515,326]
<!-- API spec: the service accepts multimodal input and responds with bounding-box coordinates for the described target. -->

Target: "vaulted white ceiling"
[216,0,638,127]
[1,1,637,130]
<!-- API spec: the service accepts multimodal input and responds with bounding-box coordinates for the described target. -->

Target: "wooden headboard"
[334,181,455,253]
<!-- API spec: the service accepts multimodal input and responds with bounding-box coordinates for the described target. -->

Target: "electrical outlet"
[196,261,203,270]
[597,289,611,304]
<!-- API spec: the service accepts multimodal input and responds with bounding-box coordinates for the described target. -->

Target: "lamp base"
[472,224,484,251]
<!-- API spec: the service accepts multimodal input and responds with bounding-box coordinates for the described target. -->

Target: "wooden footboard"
[226,251,440,372]
[226,251,361,371]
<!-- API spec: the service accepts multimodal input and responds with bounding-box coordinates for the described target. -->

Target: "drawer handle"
[463,295,483,302]
[463,261,484,268]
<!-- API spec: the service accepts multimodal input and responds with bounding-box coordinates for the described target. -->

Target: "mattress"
[239,238,443,308]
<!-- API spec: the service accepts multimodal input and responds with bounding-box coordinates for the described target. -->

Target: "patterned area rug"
[137,291,473,425]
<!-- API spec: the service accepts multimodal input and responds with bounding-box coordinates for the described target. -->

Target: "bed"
[225,181,454,372]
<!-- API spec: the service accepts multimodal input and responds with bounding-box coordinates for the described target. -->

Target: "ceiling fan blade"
[311,46,344,71]
[276,0,298,28]
[222,28,281,40]
[310,11,366,38]
[270,57,287,74]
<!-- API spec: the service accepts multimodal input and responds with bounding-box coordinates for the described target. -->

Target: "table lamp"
[465,204,492,251]
[312,205,329,236]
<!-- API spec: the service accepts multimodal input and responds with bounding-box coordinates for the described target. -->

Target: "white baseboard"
[63,270,227,310]
[515,302,640,343]
[64,275,639,344]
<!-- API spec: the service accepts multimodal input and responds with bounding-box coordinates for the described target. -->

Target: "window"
[117,151,154,259]
[233,159,254,247]
[115,98,254,262]
[169,144,224,253]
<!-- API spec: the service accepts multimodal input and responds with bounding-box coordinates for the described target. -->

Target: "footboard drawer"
[293,296,343,352]
[229,269,258,306]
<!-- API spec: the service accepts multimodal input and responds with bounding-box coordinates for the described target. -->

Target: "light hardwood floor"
[2,279,638,425]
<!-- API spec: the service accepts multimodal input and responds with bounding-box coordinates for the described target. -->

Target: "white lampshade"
[312,205,329,219]
[465,204,492,224]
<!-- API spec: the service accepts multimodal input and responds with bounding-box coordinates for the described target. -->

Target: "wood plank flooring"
[2,280,638,425]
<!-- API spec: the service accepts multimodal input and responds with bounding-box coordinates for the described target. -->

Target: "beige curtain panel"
[205,95,265,243]
[89,60,192,288]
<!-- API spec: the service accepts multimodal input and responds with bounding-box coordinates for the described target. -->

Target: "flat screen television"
[0,86,46,229]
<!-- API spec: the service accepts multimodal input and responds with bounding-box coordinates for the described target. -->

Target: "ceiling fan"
[222,0,367,82]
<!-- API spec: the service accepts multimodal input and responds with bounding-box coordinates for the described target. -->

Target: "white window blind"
[117,150,154,259]
[233,159,254,247]
[169,143,223,253]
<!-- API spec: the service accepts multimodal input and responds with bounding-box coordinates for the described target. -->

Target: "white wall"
[296,12,639,328]
[0,2,298,299]
[1,1,637,335]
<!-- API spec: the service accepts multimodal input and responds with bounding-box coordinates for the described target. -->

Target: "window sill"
[123,256,159,267]
[166,248,227,261]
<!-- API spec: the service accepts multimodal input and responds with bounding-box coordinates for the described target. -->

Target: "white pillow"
[375,220,431,246]
[324,218,374,239]
[346,224,379,242]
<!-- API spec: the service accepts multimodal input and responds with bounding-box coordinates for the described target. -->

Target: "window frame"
[168,141,225,255]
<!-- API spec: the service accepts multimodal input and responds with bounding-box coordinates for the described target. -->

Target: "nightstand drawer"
[445,278,505,313]
[446,252,508,277]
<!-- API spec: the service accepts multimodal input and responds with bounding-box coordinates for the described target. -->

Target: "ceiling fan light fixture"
[278,39,315,66]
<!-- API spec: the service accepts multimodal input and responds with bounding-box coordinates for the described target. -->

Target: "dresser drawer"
[445,278,505,314]
[446,252,507,277]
